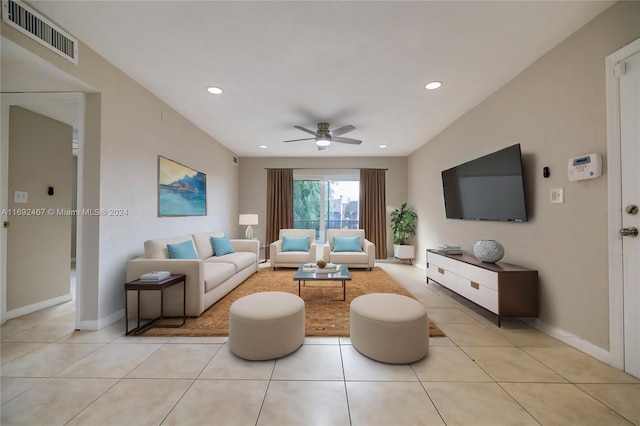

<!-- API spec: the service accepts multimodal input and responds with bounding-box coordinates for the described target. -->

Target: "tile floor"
[1,262,639,425]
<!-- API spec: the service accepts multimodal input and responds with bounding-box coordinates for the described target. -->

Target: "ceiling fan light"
[316,137,331,147]
[207,86,223,94]
[425,81,442,90]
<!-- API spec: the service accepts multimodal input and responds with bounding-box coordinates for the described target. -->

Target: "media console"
[426,249,538,326]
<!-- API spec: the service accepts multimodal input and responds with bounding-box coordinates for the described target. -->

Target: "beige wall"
[238,157,407,256]
[7,106,72,310]
[2,14,239,325]
[408,1,640,350]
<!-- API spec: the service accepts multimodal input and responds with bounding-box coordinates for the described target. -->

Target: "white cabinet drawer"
[427,252,458,272]
[457,262,498,291]
[457,277,498,314]
[426,262,457,292]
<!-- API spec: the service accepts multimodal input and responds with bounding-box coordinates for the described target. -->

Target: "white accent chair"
[323,229,375,270]
[270,229,317,269]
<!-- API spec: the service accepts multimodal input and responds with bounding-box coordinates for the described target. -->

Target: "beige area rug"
[143,266,445,338]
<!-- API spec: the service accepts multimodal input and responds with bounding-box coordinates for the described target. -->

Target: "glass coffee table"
[294,264,351,301]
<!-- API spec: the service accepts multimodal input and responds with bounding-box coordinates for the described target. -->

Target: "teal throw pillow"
[211,236,235,256]
[282,235,310,252]
[333,236,362,252]
[167,240,198,259]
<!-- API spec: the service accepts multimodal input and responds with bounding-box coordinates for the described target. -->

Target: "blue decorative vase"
[473,240,504,263]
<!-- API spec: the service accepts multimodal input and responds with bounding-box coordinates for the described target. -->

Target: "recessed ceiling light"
[207,86,223,94]
[259,145,268,149]
[379,144,388,149]
[425,81,442,90]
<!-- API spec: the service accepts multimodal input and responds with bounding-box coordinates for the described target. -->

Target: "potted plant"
[390,202,417,262]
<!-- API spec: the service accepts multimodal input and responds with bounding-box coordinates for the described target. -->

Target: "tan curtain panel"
[266,169,294,259]
[360,169,387,259]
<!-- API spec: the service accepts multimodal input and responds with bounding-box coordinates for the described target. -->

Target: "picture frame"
[158,156,206,217]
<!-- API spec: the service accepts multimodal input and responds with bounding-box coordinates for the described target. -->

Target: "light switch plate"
[550,188,564,204]
[14,191,28,204]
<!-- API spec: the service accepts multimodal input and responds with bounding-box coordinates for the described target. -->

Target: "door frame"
[606,38,640,371]
[0,92,85,329]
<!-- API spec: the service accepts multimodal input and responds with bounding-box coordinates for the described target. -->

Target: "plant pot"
[393,244,415,260]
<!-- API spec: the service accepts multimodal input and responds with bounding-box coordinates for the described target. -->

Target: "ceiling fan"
[283,123,362,150]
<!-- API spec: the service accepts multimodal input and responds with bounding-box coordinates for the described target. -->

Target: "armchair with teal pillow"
[270,229,317,269]
[323,229,374,270]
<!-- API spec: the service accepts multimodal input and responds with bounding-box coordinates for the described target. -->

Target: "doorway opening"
[1,92,85,330]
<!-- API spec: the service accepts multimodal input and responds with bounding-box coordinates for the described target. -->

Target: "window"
[293,170,359,242]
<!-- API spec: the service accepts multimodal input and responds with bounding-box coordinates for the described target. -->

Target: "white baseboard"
[522,317,611,365]
[6,293,73,320]
[78,308,124,331]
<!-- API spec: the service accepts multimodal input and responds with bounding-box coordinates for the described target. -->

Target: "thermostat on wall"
[568,153,602,181]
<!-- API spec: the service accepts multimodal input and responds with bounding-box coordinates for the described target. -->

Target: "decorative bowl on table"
[316,263,339,273]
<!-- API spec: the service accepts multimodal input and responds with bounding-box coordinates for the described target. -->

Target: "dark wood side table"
[125,274,186,335]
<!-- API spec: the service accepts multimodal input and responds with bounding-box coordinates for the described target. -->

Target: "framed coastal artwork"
[158,156,207,217]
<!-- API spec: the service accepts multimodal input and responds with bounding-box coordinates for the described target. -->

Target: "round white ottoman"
[229,291,305,361]
[350,293,429,364]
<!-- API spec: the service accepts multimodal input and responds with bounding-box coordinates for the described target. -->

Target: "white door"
[619,50,640,378]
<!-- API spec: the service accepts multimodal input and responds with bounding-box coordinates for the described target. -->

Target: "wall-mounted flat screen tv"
[441,144,528,222]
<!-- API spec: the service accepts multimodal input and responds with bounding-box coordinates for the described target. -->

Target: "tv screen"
[441,144,528,222]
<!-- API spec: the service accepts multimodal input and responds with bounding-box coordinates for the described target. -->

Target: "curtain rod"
[264,167,388,170]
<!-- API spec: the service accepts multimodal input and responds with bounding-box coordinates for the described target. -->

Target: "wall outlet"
[14,191,28,204]
[550,188,564,204]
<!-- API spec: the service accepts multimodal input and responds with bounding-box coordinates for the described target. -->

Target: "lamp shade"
[239,214,258,225]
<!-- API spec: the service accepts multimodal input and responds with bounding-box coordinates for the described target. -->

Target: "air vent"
[2,0,78,64]
[232,155,239,166]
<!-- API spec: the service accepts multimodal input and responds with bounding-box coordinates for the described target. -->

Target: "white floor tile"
[66,378,192,426]
[163,379,268,425]
[347,381,444,426]
[342,345,418,381]
[258,381,350,426]
[271,344,344,381]
[199,344,275,380]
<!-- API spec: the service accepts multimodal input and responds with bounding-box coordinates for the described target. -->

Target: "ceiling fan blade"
[333,136,362,145]
[294,126,319,136]
[329,125,355,136]
[283,137,316,143]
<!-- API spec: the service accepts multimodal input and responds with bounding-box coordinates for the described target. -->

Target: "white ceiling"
[3,1,613,157]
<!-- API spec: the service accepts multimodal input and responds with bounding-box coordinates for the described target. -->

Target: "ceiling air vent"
[2,0,78,64]
[232,155,239,166]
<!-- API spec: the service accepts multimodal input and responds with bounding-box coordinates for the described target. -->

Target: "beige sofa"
[270,229,317,269]
[323,229,375,270]
[126,231,259,317]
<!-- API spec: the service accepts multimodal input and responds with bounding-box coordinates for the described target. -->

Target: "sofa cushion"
[203,262,236,293]
[333,236,362,252]
[275,251,313,265]
[192,230,225,259]
[207,252,256,272]
[144,235,195,259]
[330,251,369,265]
[167,240,198,259]
[211,236,235,256]
[282,235,310,252]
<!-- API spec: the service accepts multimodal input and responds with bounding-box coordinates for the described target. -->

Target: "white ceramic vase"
[473,239,504,263]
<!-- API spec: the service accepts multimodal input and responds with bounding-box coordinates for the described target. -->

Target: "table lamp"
[239,214,258,239]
